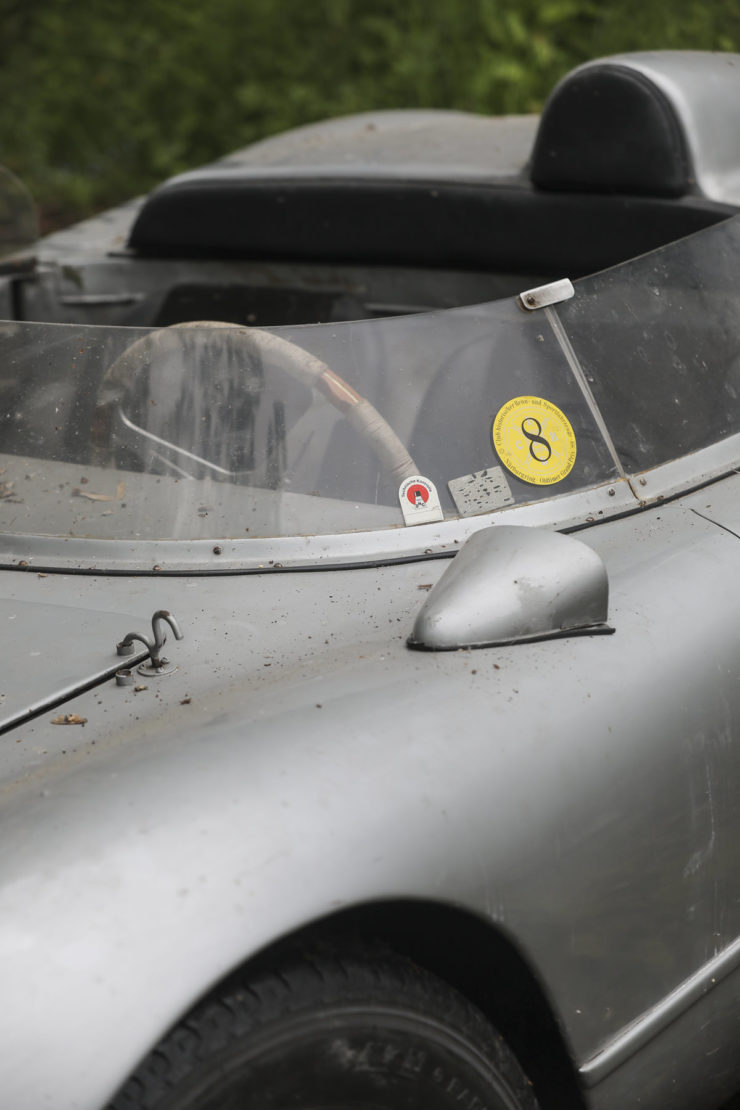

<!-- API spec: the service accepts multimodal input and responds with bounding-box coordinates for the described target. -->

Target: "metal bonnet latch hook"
[116,610,184,674]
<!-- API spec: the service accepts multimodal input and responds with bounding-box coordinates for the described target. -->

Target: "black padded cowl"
[530,64,693,196]
[127,59,729,270]
[126,177,728,274]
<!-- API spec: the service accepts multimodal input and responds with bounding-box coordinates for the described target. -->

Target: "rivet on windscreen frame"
[518,278,575,311]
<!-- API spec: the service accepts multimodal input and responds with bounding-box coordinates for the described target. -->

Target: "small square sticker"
[448,467,515,516]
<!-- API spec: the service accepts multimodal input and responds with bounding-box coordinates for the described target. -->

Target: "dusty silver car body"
[1,50,740,1109]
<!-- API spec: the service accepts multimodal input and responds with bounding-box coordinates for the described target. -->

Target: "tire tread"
[107,945,539,1110]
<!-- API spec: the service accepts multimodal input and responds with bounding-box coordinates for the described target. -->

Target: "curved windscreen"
[1,213,739,560]
[559,215,740,473]
[0,300,618,545]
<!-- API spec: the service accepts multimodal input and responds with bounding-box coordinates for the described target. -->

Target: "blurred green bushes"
[0,0,738,229]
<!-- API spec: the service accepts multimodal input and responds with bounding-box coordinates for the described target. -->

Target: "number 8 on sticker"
[492,396,577,486]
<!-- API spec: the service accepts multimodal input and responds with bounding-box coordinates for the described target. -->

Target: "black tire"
[108,948,539,1110]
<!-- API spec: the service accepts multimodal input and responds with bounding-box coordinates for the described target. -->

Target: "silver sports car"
[1,50,740,1110]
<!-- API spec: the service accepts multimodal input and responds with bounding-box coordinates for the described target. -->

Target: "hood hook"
[116,610,184,676]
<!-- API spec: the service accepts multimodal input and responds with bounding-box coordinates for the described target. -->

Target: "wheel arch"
[220,898,589,1110]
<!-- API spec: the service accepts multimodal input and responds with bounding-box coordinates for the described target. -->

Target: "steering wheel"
[92,320,418,485]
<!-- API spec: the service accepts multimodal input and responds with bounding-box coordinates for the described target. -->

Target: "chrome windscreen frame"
[0,478,664,573]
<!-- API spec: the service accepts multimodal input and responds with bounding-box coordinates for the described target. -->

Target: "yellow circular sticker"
[492,396,577,486]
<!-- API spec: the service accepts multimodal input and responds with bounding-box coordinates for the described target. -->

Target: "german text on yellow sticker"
[492,396,577,486]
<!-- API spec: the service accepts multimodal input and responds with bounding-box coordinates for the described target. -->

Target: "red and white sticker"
[398,475,443,526]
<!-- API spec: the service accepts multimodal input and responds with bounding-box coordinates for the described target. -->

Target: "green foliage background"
[1,0,738,229]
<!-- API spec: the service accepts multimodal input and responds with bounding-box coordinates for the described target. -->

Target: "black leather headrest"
[530,62,692,196]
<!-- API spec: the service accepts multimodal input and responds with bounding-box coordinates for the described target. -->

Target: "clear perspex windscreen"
[557,215,740,474]
[0,300,618,544]
[1,214,738,549]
